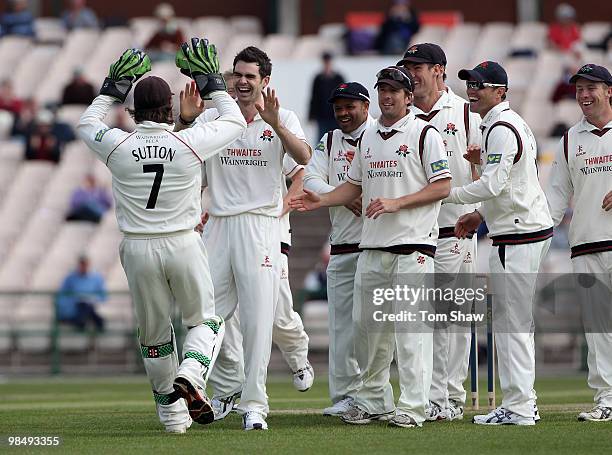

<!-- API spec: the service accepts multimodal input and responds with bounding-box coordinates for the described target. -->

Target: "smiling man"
[446,61,553,426]
[546,64,612,422]
[304,81,376,416]
[292,66,451,428]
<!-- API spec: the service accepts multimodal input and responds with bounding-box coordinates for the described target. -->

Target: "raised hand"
[100,48,151,103]
[365,197,400,219]
[289,189,323,212]
[175,37,226,99]
[254,87,281,129]
[179,81,205,123]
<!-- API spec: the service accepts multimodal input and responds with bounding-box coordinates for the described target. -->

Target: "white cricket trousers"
[202,213,280,417]
[430,236,476,408]
[572,251,612,407]
[327,251,362,403]
[353,250,434,424]
[207,250,310,395]
[119,230,224,426]
[489,238,551,417]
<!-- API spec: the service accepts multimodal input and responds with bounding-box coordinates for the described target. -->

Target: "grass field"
[1,374,609,454]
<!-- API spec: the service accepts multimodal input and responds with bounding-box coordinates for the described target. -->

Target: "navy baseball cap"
[397,43,447,66]
[328,82,370,103]
[458,61,508,86]
[569,64,612,85]
[374,66,414,91]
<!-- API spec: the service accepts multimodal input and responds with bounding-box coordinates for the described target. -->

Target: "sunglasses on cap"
[376,68,412,85]
[466,81,507,90]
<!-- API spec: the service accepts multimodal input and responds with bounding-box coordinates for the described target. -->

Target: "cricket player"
[546,64,612,422]
[178,46,311,430]
[398,43,481,421]
[448,61,553,425]
[303,81,376,415]
[292,66,451,428]
[77,43,246,433]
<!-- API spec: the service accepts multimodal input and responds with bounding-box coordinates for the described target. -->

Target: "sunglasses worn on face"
[466,81,507,90]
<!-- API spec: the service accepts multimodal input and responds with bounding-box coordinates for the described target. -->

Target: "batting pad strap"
[153,389,182,405]
[203,318,222,335]
[141,340,174,358]
[184,351,211,367]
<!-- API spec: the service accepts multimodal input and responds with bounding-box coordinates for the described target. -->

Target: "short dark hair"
[127,106,174,124]
[233,46,272,79]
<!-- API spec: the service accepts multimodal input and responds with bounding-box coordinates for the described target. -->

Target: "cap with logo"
[569,64,612,85]
[458,61,508,86]
[374,66,414,91]
[396,43,447,66]
[328,82,371,103]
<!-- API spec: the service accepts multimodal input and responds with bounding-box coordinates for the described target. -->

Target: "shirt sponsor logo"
[94,128,110,142]
[431,159,449,172]
[579,154,612,175]
[315,141,325,152]
[487,154,502,164]
[260,129,274,141]
[364,147,372,160]
[395,144,411,158]
[444,123,458,135]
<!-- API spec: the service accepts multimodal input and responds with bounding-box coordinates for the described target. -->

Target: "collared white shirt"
[304,115,377,245]
[446,101,553,237]
[199,107,307,217]
[347,112,450,248]
[77,93,245,234]
[411,90,482,228]
[547,117,612,256]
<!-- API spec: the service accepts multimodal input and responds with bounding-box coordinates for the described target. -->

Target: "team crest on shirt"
[260,129,274,141]
[450,242,461,255]
[417,255,425,265]
[395,144,411,158]
[444,123,458,135]
[406,45,418,54]
[345,150,355,163]
[261,255,273,268]
[576,145,586,156]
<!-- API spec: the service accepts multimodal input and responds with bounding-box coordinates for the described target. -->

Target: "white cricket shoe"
[388,413,421,428]
[577,405,612,422]
[323,397,354,416]
[156,400,192,434]
[473,406,535,426]
[212,391,241,421]
[341,404,393,425]
[425,401,450,421]
[448,400,464,421]
[293,361,314,392]
[243,411,268,431]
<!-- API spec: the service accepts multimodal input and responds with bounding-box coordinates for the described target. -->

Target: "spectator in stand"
[308,52,345,140]
[24,109,62,163]
[11,97,37,138]
[548,3,581,54]
[61,0,99,30]
[0,79,23,116]
[56,255,106,332]
[144,3,185,62]
[0,0,35,38]
[66,173,112,223]
[61,68,96,105]
[551,65,578,103]
[375,0,420,55]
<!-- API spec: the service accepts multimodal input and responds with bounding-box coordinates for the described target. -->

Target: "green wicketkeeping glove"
[176,38,226,99]
[99,48,152,102]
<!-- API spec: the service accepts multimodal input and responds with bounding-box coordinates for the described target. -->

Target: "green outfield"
[1,374,609,454]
